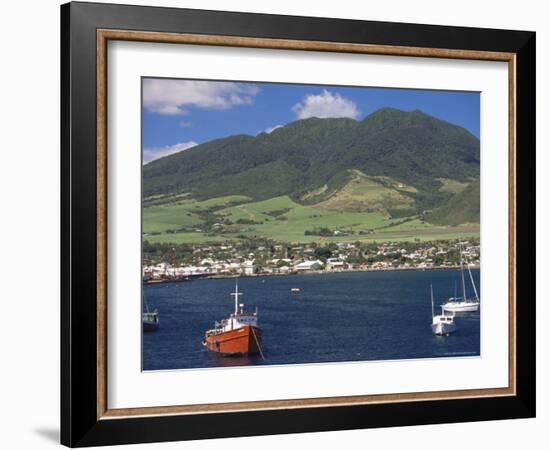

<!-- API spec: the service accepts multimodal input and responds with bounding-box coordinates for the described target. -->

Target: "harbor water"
[143,269,480,371]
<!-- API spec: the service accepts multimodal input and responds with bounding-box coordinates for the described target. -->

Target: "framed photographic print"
[61,1,536,447]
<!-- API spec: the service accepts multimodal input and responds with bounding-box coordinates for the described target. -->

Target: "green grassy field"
[316,171,416,211]
[187,195,252,211]
[143,222,479,245]
[143,195,253,234]
[218,196,294,222]
[144,232,244,244]
[143,193,479,245]
[143,205,203,234]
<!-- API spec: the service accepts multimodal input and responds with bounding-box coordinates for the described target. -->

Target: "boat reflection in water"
[206,352,264,367]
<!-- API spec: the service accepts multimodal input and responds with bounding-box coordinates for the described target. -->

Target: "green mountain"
[143,108,480,224]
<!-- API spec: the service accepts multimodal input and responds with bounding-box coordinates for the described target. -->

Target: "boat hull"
[442,303,479,313]
[143,320,159,332]
[204,325,262,355]
[431,321,457,336]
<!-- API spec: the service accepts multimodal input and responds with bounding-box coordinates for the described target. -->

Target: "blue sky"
[142,78,480,163]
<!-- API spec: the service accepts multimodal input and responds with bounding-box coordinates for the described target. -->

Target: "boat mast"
[467,263,480,302]
[430,284,435,319]
[143,290,149,313]
[459,241,467,302]
[231,279,242,315]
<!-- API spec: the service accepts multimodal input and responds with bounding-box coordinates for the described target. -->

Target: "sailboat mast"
[459,242,467,301]
[467,263,480,302]
[430,284,435,319]
[143,290,149,313]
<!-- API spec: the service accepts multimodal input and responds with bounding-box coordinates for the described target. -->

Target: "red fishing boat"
[203,281,263,356]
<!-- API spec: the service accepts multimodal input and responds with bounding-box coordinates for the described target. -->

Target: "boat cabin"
[220,312,258,333]
[433,315,454,324]
[205,282,259,337]
[143,311,159,323]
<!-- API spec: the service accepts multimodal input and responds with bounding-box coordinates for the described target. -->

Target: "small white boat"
[290,288,300,293]
[442,243,480,313]
[432,312,457,335]
[431,285,457,336]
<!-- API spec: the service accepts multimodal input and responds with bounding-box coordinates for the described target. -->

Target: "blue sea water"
[142,269,480,371]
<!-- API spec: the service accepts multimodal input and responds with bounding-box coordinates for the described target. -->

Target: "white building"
[241,260,256,275]
[294,260,323,271]
[326,258,345,271]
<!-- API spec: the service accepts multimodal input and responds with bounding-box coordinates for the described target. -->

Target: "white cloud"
[264,124,284,134]
[179,120,192,128]
[143,79,260,116]
[143,141,198,164]
[292,90,359,120]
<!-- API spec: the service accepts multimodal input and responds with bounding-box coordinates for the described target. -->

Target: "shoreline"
[144,264,480,285]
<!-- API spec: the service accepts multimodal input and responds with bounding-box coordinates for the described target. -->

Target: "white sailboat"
[442,243,480,313]
[431,284,457,336]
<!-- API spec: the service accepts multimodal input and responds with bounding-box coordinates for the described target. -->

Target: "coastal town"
[143,238,480,282]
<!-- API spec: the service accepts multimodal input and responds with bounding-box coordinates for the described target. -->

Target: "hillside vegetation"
[142,108,480,244]
[427,179,480,226]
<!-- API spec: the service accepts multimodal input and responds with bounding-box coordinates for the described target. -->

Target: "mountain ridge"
[143,108,480,223]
